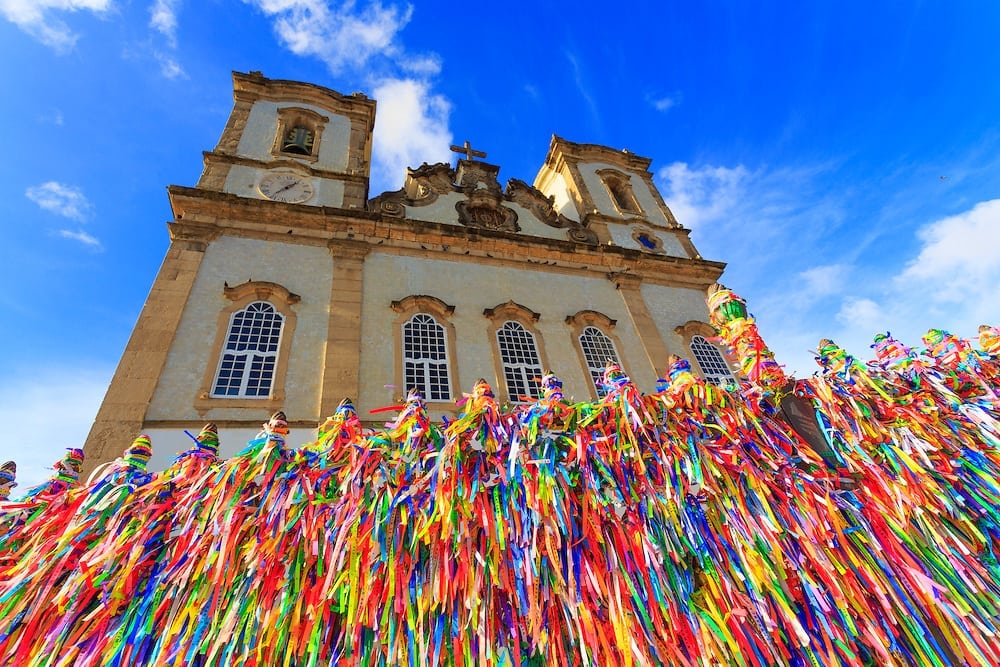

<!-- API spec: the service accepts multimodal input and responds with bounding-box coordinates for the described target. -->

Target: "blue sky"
[2,1,999,489]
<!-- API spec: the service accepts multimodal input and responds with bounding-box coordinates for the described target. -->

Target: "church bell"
[282,126,314,155]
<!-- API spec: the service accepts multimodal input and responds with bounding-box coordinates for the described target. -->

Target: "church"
[83,71,735,471]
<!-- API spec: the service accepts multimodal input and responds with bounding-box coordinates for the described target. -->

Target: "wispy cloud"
[156,52,186,79]
[0,0,111,52]
[149,0,179,46]
[0,365,111,493]
[370,77,451,191]
[564,50,600,131]
[26,181,93,221]
[649,93,681,112]
[659,162,750,230]
[58,228,103,249]
[38,110,65,126]
[145,0,187,78]
[245,0,413,74]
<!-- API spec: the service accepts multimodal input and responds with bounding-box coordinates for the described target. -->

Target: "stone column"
[319,240,370,418]
[609,272,671,377]
[83,233,211,473]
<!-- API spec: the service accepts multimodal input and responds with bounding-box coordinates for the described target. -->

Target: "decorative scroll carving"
[504,178,598,246]
[405,162,454,202]
[368,189,407,218]
[505,179,567,227]
[456,189,519,233]
[369,162,456,216]
[568,227,599,245]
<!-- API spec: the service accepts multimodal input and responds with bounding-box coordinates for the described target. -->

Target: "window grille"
[403,313,451,401]
[212,301,283,397]
[690,335,737,385]
[579,326,620,397]
[496,321,543,401]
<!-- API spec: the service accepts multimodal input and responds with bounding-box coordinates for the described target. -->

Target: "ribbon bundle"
[1,292,999,667]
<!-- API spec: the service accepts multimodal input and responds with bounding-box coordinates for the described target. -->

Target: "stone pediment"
[368,161,597,245]
[505,178,598,245]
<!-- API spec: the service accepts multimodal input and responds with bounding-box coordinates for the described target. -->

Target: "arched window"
[272,107,328,162]
[690,335,737,386]
[212,301,284,397]
[196,281,299,410]
[402,313,451,401]
[496,321,543,402]
[597,169,643,215]
[579,326,621,397]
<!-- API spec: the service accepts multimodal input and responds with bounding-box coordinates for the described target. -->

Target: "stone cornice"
[165,186,726,289]
[232,71,376,130]
[542,135,654,173]
[201,151,369,184]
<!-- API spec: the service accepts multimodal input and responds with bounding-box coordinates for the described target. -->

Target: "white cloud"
[37,110,64,125]
[149,0,178,46]
[651,95,679,112]
[243,0,453,191]
[836,297,882,331]
[0,366,111,493]
[799,264,849,299]
[58,228,103,249]
[370,76,451,191]
[246,0,413,73]
[26,181,93,221]
[896,198,1000,304]
[658,161,749,229]
[156,52,186,79]
[0,0,111,52]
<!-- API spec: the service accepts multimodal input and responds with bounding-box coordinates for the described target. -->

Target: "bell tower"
[83,72,378,473]
[197,71,376,209]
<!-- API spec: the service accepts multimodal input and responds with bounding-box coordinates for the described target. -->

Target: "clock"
[258,173,314,203]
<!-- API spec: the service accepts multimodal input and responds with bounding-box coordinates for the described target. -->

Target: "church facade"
[84,71,733,471]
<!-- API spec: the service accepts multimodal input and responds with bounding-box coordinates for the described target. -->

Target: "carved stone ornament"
[368,162,456,217]
[456,189,520,233]
[368,189,408,218]
[505,179,567,227]
[404,162,454,202]
[568,226,599,245]
[504,178,598,245]
[504,178,599,245]
[455,160,502,195]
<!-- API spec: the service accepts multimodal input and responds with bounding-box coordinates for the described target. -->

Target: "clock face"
[258,173,314,203]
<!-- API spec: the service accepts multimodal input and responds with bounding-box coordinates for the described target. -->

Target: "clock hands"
[272,181,299,195]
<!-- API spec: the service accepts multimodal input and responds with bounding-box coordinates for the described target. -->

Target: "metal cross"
[449,140,487,161]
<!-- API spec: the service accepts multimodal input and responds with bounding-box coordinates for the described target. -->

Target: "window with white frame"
[212,301,284,397]
[690,335,737,385]
[403,313,451,401]
[496,321,543,401]
[579,326,620,397]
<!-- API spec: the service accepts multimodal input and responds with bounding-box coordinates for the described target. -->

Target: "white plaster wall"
[222,165,345,208]
[606,224,690,258]
[358,253,660,414]
[640,283,713,357]
[398,193,462,226]
[147,236,333,424]
[537,172,579,221]
[578,162,672,227]
[143,427,261,473]
[237,101,352,171]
